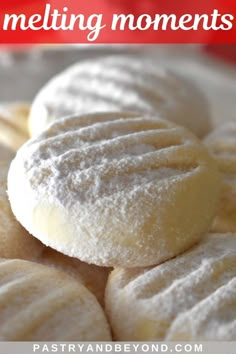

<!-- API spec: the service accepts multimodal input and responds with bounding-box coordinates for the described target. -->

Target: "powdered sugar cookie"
[29,55,211,137]
[0,258,111,340]
[205,122,236,232]
[0,161,43,260]
[37,247,111,306]
[8,112,221,267]
[0,102,30,151]
[105,234,236,341]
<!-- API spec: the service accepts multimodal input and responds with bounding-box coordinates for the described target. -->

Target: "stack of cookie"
[0,55,235,341]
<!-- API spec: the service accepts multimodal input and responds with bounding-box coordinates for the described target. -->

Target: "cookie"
[105,234,236,340]
[29,55,211,137]
[0,258,111,340]
[37,247,111,306]
[205,122,236,232]
[0,161,43,260]
[8,112,221,267]
[0,102,30,151]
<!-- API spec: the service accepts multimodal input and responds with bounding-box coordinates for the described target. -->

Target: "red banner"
[0,0,235,43]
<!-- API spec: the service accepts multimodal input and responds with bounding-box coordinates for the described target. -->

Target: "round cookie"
[29,55,211,138]
[0,102,30,151]
[204,122,236,232]
[0,161,43,260]
[0,258,111,341]
[105,234,236,341]
[8,112,221,267]
[37,247,111,306]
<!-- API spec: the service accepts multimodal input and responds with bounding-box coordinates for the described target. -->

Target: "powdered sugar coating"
[36,247,111,306]
[205,122,236,232]
[105,234,236,340]
[29,55,211,138]
[8,112,221,267]
[0,161,44,260]
[0,259,111,340]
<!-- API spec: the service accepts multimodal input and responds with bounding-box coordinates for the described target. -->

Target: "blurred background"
[0,44,235,128]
